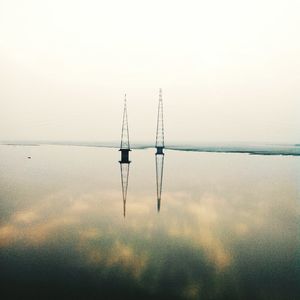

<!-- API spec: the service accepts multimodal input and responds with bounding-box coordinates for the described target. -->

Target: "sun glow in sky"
[0,0,299,143]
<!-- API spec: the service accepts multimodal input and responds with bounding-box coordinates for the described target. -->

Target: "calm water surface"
[0,145,299,299]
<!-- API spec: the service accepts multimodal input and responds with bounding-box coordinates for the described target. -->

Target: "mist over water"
[0,145,299,299]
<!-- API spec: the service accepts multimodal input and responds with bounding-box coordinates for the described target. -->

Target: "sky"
[0,0,299,144]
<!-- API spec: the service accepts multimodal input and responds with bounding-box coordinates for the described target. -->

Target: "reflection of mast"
[119,94,131,217]
[155,154,164,212]
[155,89,165,212]
[120,163,129,217]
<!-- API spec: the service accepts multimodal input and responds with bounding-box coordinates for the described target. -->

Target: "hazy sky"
[0,0,299,143]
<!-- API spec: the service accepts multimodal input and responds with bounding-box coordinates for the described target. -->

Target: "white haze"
[0,0,299,144]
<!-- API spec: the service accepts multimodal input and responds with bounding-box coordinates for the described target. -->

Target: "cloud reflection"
[0,162,297,299]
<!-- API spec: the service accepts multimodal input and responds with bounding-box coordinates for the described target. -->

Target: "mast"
[119,94,131,217]
[155,89,165,212]
[119,94,131,163]
[155,88,164,155]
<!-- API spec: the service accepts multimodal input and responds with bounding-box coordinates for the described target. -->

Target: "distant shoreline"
[1,142,300,157]
[165,147,300,156]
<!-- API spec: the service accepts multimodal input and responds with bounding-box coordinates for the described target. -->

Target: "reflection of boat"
[155,89,165,212]
[119,94,131,217]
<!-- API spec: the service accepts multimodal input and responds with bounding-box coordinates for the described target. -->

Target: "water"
[0,145,299,299]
